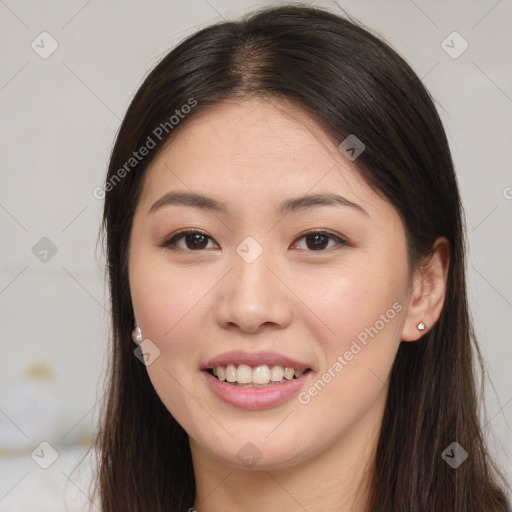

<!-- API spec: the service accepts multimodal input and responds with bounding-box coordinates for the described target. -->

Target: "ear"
[401,237,451,342]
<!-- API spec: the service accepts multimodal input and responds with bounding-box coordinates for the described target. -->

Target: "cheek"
[292,268,405,431]
[129,253,215,430]
[130,246,212,344]
[293,255,409,424]
[294,256,407,354]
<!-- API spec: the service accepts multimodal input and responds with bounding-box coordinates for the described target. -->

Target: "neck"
[190,392,385,512]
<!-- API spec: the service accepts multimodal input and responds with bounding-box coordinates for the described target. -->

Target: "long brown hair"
[94,5,511,511]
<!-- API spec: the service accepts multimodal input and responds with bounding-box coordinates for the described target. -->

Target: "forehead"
[137,98,386,219]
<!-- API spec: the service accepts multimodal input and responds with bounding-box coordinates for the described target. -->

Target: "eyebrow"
[148,191,368,217]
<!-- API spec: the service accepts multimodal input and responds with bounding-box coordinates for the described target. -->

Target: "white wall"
[1,0,511,509]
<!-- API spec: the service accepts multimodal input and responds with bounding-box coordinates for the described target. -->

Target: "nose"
[214,247,293,334]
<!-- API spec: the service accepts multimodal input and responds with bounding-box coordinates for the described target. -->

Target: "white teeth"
[270,365,284,382]
[284,367,295,380]
[225,364,237,383]
[236,364,253,384]
[252,365,270,384]
[209,363,309,385]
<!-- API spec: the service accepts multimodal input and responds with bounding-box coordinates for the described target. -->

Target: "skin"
[128,97,450,511]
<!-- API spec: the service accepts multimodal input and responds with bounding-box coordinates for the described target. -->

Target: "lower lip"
[203,370,310,410]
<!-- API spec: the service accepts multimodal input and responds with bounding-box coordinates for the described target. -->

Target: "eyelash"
[160,229,349,253]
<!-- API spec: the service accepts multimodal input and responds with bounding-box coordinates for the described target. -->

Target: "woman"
[93,4,511,511]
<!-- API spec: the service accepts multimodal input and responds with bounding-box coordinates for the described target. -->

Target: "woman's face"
[129,98,413,470]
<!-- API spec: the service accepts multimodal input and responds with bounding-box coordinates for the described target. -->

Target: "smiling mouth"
[204,364,312,387]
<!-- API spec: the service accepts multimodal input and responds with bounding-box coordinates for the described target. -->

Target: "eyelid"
[160,228,349,252]
[290,229,349,250]
[160,228,217,250]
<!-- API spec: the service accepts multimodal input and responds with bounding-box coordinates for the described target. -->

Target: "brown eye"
[161,229,347,253]
[292,230,347,251]
[161,230,217,251]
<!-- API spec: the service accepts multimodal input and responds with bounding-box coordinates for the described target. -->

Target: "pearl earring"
[132,321,143,345]
[417,322,426,331]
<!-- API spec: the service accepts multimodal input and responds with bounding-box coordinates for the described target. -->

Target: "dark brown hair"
[94,4,511,511]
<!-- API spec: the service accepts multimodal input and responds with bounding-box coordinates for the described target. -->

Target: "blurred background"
[1,0,511,510]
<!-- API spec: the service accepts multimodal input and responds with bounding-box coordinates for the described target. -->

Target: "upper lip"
[202,350,313,371]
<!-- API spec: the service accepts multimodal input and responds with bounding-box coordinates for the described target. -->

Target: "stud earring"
[417,322,426,331]
[132,321,143,345]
